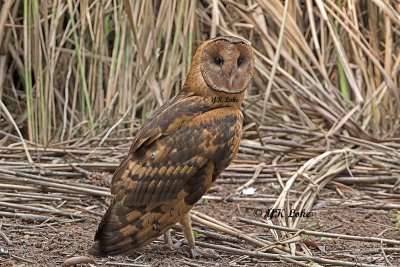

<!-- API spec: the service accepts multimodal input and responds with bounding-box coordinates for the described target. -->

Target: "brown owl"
[89,36,255,257]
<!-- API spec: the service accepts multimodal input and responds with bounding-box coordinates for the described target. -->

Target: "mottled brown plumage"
[89,36,254,257]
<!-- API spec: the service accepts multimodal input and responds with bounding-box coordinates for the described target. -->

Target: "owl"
[89,36,255,257]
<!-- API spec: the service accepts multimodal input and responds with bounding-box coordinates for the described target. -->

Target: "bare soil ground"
[1,181,399,267]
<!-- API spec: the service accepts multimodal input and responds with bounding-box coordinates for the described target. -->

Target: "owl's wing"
[110,91,209,194]
[111,98,242,207]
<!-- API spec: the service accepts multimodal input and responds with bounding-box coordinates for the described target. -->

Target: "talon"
[189,248,197,258]
[170,238,184,251]
[191,247,220,259]
[164,237,186,253]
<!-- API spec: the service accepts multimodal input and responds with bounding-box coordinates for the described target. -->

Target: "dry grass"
[0,0,400,266]
[0,0,399,144]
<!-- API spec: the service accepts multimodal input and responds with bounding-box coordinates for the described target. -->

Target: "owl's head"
[198,36,254,94]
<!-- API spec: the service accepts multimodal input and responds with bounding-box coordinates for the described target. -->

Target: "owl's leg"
[163,229,174,249]
[179,212,196,257]
[179,213,220,259]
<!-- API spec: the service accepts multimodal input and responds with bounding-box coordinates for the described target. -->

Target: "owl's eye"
[214,56,223,65]
[237,58,243,66]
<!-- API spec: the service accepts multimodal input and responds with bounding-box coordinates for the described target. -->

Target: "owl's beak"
[228,76,235,88]
[227,65,238,88]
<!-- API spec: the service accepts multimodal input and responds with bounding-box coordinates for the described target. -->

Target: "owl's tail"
[88,198,176,256]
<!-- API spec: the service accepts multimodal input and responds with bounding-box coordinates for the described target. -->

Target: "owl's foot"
[177,213,220,259]
[164,230,189,252]
[188,246,221,259]
[164,229,220,259]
